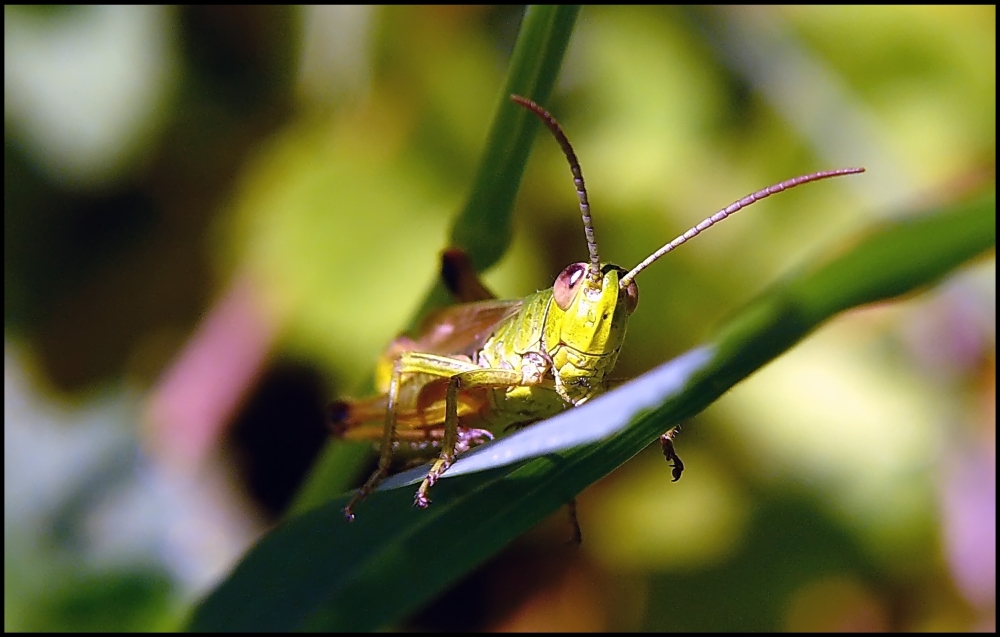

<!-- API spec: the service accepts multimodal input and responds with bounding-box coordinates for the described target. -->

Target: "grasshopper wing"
[412,299,524,358]
[330,299,522,434]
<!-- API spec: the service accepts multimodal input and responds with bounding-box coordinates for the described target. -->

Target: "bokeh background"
[5,5,994,631]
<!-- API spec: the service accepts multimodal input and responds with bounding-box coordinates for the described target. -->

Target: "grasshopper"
[330,94,864,522]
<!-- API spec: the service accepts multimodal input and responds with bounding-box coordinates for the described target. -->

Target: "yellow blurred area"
[713,309,943,553]
[783,575,889,631]
[584,448,750,571]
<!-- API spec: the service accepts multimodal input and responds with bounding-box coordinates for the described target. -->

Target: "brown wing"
[413,299,523,358]
[330,250,521,439]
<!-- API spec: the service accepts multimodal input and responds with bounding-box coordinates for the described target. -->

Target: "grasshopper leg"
[414,353,551,508]
[344,352,487,519]
[343,360,410,521]
[412,366,523,508]
[343,349,551,516]
[660,426,684,482]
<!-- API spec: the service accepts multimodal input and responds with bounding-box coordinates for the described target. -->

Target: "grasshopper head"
[511,94,865,358]
[550,262,638,356]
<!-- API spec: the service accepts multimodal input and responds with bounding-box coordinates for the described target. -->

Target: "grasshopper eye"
[553,263,588,310]
[622,279,639,315]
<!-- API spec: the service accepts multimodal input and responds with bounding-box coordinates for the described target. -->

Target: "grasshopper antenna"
[619,167,866,288]
[512,94,602,284]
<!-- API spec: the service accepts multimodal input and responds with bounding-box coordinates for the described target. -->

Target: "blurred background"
[4,5,994,631]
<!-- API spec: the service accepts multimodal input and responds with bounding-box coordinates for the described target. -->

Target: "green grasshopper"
[330,94,864,521]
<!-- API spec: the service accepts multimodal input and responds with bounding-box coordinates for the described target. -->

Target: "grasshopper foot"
[455,427,494,454]
[660,427,684,482]
[343,491,368,521]
[344,466,390,522]
[414,455,453,509]
[413,475,438,509]
[413,491,431,509]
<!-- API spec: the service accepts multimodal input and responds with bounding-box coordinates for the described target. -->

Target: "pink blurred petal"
[941,440,996,609]
[145,272,278,469]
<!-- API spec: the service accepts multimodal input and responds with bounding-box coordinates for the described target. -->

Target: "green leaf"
[449,5,581,272]
[188,192,995,631]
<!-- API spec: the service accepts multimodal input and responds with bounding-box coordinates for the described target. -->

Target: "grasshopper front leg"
[343,351,550,519]
[413,351,552,508]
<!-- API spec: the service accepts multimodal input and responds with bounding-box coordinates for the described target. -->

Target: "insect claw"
[661,427,685,482]
[455,427,493,453]
[343,507,356,522]
[414,492,431,509]
[670,458,684,482]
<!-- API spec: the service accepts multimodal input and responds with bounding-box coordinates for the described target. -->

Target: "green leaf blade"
[189,192,995,632]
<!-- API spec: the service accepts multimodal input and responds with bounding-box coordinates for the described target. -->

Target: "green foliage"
[189,186,994,630]
[191,6,994,631]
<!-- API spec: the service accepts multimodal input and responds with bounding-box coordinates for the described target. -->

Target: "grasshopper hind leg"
[328,401,387,521]
[343,466,388,522]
